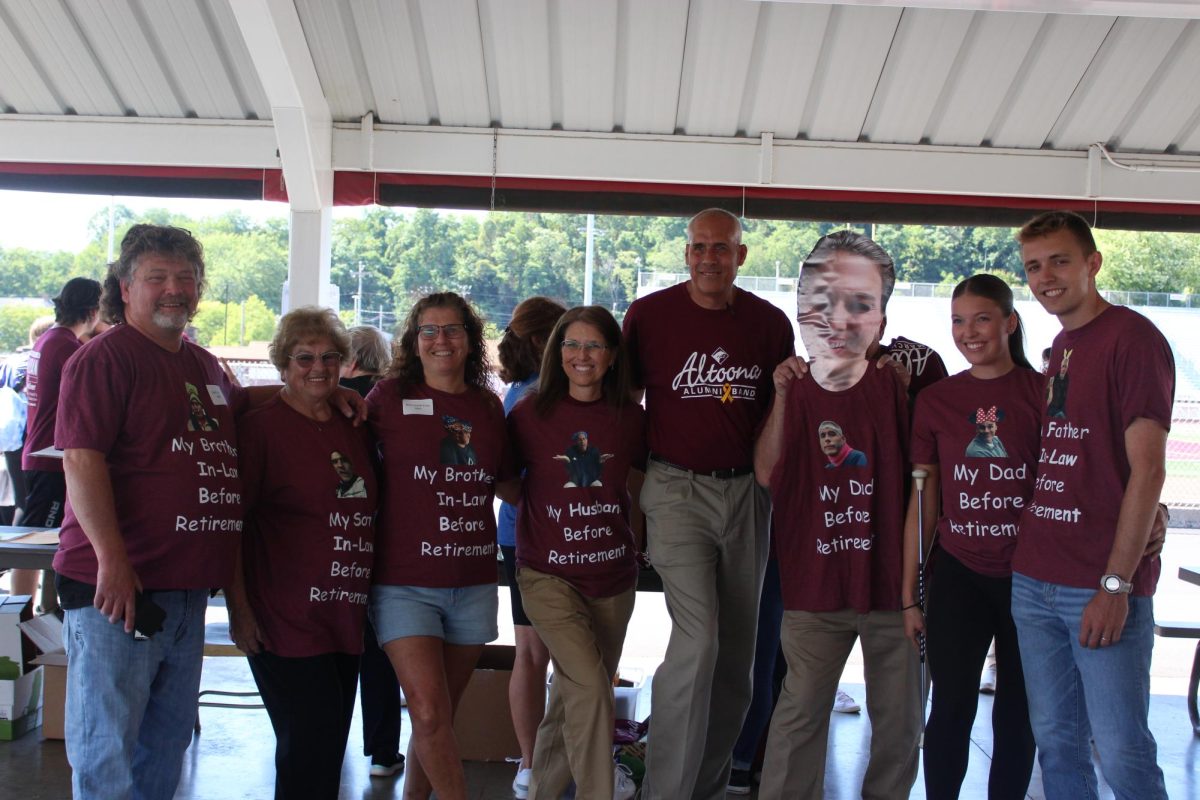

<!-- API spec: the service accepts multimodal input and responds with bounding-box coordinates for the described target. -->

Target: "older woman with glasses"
[500,305,646,800]
[367,292,513,800]
[227,306,378,800]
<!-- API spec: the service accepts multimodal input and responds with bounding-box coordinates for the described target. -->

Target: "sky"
[0,189,493,254]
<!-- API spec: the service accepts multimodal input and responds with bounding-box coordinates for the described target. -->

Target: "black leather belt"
[649,454,753,480]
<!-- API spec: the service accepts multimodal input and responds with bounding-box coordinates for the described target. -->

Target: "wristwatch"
[1101,573,1133,594]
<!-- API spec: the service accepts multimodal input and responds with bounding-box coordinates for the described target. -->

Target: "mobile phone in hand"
[133,592,166,639]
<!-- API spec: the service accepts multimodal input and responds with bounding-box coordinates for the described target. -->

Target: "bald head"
[687,208,743,244]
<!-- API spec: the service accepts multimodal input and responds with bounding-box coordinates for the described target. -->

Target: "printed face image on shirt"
[185,382,218,432]
[554,431,614,488]
[964,406,1008,458]
[440,415,478,465]
[818,421,867,469]
[1046,348,1071,419]
[331,450,368,499]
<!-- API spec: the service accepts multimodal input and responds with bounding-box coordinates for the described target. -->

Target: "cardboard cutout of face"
[797,251,885,391]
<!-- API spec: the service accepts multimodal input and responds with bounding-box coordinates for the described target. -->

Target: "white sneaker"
[512,766,532,799]
[832,690,861,714]
[979,663,997,694]
[613,763,636,800]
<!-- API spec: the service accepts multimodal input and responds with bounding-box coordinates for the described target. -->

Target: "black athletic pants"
[923,549,1036,800]
[359,615,402,759]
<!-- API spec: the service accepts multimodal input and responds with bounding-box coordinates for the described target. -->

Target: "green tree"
[332,207,398,321]
[203,231,288,312]
[0,303,50,353]
[191,295,277,346]
[1094,229,1200,294]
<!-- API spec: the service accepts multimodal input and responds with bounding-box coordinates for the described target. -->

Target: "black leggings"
[923,550,1035,800]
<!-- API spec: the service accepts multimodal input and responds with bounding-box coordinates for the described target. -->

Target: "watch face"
[1103,575,1119,592]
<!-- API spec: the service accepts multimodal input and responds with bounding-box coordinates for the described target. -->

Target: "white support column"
[284,208,333,311]
[230,0,334,312]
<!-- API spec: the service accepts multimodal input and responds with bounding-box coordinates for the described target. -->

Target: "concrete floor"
[3,530,1199,799]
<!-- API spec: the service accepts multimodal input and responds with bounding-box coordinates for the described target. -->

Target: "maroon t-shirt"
[1015,306,1174,595]
[769,366,909,612]
[911,368,1044,578]
[239,396,378,657]
[880,336,949,400]
[508,395,648,597]
[623,283,794,473]
[22,326,81,472]
[54,324,246,590]
[367,381,513,588]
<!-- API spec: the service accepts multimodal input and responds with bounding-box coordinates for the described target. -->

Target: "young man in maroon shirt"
[1011,211,1171,800]
[10,276,102,609]
[624,208,794,800]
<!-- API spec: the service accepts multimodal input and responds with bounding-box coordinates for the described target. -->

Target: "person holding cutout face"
[754,231,919,800]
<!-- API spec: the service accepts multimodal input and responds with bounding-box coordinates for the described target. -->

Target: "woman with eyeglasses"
[366,292,513,800]
[227,306,378,800]
[500,305,646,800]
[495,296,567,798]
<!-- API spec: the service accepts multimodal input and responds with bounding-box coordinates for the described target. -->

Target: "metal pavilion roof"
[2,0,1200,229]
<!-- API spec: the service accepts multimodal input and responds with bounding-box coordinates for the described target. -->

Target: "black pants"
[359,615,402,758]
[923,550,1036,800]
[3,450,26,523]
[248,650,360,800]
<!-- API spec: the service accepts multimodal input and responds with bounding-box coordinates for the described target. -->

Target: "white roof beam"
[346,124,1200,206]
[758,1,1200,20]
[4,115,1199,210]
[229,0,331,211]
[0,115,278,168]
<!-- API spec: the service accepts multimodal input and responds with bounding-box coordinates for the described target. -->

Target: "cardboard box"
[453,644,521,762]
[0,665,43,740]
[0,594,35,676]
[19,614,65,740]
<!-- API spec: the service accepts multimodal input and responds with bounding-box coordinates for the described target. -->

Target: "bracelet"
[901,603,922,611]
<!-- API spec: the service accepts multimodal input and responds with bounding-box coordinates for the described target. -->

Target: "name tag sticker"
[206,385,228,406]
[403,399,434,415]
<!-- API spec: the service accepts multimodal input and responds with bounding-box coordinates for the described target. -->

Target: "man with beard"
[54,225,246,800]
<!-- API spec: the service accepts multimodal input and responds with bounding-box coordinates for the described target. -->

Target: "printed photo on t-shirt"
[440,415,478,465]
[331,450,368,498]
[965,406,1008,458]
[1046,348,1071,418]
[185,382,219,431]
[818,420,867,468]
[553,430,614,488]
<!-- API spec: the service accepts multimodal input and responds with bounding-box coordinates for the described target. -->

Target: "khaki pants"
[639,462,771,800]
[519,568,635,800]
[759,609,921,800]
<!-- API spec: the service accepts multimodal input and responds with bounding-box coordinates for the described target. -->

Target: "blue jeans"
[63,589,208,800]
[1010,572,1166,800]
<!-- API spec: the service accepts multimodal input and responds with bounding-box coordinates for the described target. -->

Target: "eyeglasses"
[417,323,467,339]
[288,351,344,368]
[561,340,610,354]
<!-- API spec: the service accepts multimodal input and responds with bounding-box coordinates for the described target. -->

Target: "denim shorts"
[369,583,499,646]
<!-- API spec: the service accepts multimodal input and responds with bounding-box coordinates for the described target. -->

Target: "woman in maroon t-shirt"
[227,307,379,800]
[503,306,646,800]
[367,292,509,800]
[903,275,1040,800]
